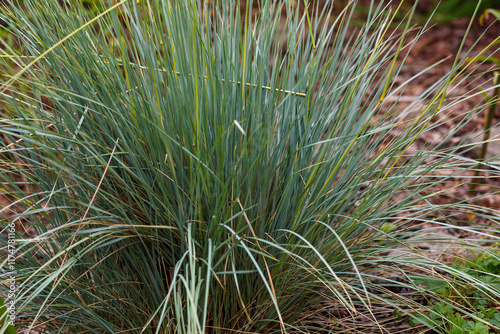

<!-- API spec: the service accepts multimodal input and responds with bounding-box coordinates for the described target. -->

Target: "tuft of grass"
[0,0,499,333]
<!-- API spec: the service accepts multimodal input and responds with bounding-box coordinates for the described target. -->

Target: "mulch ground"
[392,15,500,225]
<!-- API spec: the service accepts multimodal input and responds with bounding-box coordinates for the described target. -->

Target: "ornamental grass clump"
[0,0,499,333]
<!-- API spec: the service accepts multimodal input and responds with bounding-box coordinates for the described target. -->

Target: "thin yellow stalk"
[469,71,499,196]
[302,0,316,50]
[241,0,251,99]
[380,0,409,103]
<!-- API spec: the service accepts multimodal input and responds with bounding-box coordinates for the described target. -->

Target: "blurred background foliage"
[411,0,500,22]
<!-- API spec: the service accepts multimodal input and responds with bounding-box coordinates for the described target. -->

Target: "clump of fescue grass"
[0,0,499,333]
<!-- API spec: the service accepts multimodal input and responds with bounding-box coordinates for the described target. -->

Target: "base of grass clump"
[1,0,499,333]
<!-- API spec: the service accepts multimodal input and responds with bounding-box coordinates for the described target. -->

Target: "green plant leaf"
[482,257,500,275]
[431,303,454,317]
[450,313,469,328]
[466,322,490,334]
[449,327,466,334]
[489,313,500,328]
[0,295,17,334]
